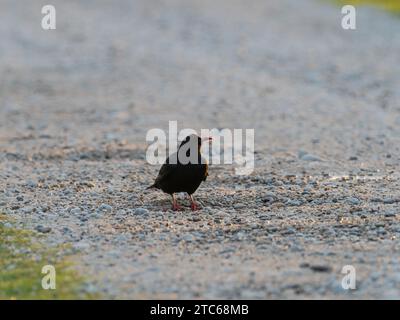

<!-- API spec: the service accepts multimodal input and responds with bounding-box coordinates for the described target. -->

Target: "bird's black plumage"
[148,134,210,210]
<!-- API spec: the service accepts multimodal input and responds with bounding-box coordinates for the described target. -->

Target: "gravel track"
[1,0,400,299]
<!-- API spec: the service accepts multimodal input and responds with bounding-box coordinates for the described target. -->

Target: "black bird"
[148,134,211,211]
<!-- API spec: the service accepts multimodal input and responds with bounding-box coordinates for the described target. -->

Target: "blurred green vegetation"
[336,0,400,13]
[0,214,98,300]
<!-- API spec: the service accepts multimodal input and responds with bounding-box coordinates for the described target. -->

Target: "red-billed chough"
[148,134,211,211]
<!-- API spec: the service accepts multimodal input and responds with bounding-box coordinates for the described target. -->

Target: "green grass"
[0,214,97,299]
[335,0,400,14]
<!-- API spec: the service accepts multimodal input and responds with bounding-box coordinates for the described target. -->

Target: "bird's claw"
[172,204,182,211]
[190,203,200,211]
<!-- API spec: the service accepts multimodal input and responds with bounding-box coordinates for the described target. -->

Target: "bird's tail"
[138,184,158,205]
[146,184,157,190]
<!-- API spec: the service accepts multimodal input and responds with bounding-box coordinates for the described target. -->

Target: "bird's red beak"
[201,137,212,143]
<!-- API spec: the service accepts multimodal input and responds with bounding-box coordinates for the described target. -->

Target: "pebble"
[298,151,321,161]
[21,207,33,214]
[70,207,82,215]
[282,227,296,235]
[82,181,96,188]
[377,227,386,235]
[302,186,313,194]
[309,265,332,273]
[262,192,277,203]
[107,187,114,194]
[115,234,129,243]
[233,232,246,241]
[98,204,113,212]
[347,197,361,205]
[73,241,90,250]
[383,198,398,204]
[62,227,73,234]
[300,154,322,161]
[183,234,194,242]
[219,248,235,255]
[258,214,270,221]
[35,225,51,233]
[134,208,149,215]
[26,180,38,188]
[189,216,201,222]
[286,199,301,206]
[84,283,99,294]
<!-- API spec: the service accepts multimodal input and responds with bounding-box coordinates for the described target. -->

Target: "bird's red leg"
[172,194,182,211]
[189,194,199,211]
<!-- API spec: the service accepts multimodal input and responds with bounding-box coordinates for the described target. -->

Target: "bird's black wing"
[155,163,175,183]
[153,155,178,187]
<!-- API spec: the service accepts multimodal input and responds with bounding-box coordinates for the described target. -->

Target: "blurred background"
[1,0,400,299]
[336,0,400,13]
[1,0,399,162]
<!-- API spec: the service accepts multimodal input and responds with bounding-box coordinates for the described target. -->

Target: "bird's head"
[177,135,212,163]
[179,134,212,150]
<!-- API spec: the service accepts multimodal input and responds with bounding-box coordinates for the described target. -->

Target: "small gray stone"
[73,241,90,250]
[35,225,51,233]
[107,187,114,194]
[262,192,277,203]
[377,227,386,235]
[282,227,296,235]
[219,248,235,255]
[384,212,396,217]
[383,198,398,204]
[26,180,38,188]
[347,197,361,205]
[21,207,33,214]
[98,204,113,212]
[115,234,129,242]
[70,207,82,215]
[183,234,194,242]
[189,216,201,222]
[298,150,321,161]
[134,208,149,215]
[233,231,246,241]
[62,227,72,234]
[300,154,322,161]
[287,199,301,206]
